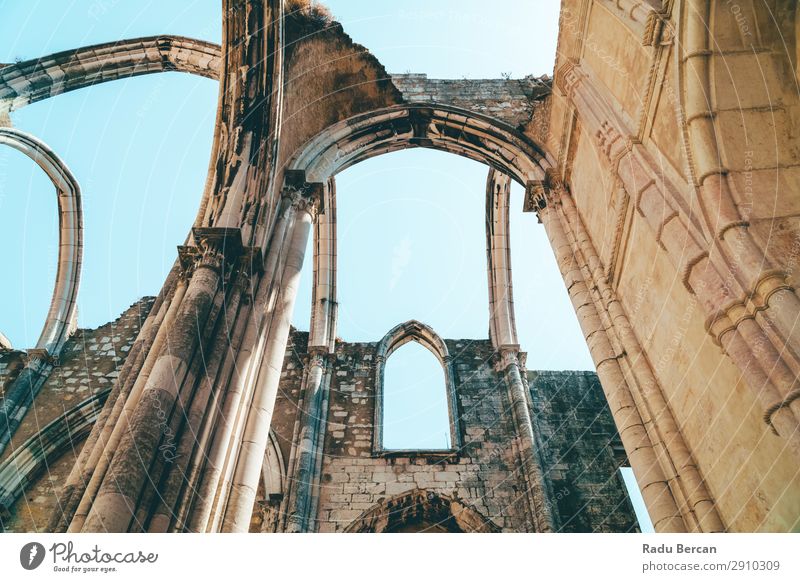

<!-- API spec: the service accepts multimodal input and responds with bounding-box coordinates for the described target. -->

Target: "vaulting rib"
[0,35,222,115]
[0,127,83,457]
[0,35,549,131]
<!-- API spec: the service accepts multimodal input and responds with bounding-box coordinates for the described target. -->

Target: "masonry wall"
[546,0,800,531]
[391,73,549,129]
[2,315,637,533]
[1,298,153,532]
[264,329,637,533]
[530,370,638,533]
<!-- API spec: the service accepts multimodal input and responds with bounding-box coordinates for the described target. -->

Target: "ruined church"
[1,0,799,533]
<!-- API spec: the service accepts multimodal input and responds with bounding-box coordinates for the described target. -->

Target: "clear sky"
[0,0,650,531]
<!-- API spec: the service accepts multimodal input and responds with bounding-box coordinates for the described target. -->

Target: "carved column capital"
[282,171,325,220]
[196,239,226,273]
[177,227,245,279]
[494,345,522,372]
[26,348,56,369]
[307,346,329,369]
[523,174,566,223]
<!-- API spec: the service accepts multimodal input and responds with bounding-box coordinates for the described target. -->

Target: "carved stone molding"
[765,389,800,434]
[643,11,674,47]
[555,58,582,98]
[605,181,631,281]
[177,226,247,278]
[282,171,324,219]
[704,269,794,347]
[306,346,329,369]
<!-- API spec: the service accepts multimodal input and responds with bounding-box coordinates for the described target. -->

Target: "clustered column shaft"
[221,197,315,532]
[538,192,687,532]
[497,349,556,532]
[80,248,224,532]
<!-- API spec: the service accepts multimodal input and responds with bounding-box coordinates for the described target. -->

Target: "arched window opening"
[374,320,461,453]
[0,147,58,348]
[382,341,451,451]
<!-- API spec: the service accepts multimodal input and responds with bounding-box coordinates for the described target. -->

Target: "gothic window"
[373,321,461,453]
[382,341,451,450]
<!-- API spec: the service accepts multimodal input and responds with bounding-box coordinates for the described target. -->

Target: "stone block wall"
[1,298,153,531]
[265,329,637,532]
[391,73,550,129]
[530,370,639,533]
[313,337,531,532]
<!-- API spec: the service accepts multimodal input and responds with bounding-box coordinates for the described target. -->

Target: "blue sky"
[0,0,590,366]
[0,0,651,531]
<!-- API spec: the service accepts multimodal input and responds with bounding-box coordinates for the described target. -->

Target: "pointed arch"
[343,488,500,533]
[0,128,82,355]
[286,104,550,186]
[373,321,461,453]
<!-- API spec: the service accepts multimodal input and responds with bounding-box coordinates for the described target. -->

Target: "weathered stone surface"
[3,0,799,533]
[252,329,637,533]
[1,299,152,531]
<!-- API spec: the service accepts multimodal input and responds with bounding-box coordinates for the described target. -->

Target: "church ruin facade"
[1,0,799,533]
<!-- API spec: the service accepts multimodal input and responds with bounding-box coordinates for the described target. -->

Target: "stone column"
[0,355,51,455]
[537,192,686,532]
[147,267,252,533]
[80,239,226,532]
[283,177,337,532]
[284,347,329,532]
[186,191,299,533]
[555,184,724,532]
[221,191,317,532]
[496,346,556,532]
[65,275,187,532]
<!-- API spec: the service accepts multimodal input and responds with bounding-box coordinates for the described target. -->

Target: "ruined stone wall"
[391,73,549,129]
[530,370,638,533]
[2,298,153,532]
[2,313,636,533]
[313,337,530,532]
[279,14,403,181]
[264,329,636,532]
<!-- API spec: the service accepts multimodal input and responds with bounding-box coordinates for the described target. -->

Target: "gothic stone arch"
[372,321,461,454]
[343,489,501,533]
[0,128,83,456]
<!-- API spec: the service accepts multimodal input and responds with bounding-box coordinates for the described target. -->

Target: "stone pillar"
[537,191,686,532]
[496,346,556,532]
[186,192,299,533]
[221,191,317,532]
[284,347,329,532]
[64,275,187,532]
[556,184,724,532]
[283,176,337,532]
[79,238,227,532]
[0,355,51,455]
[146,267,252,533]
